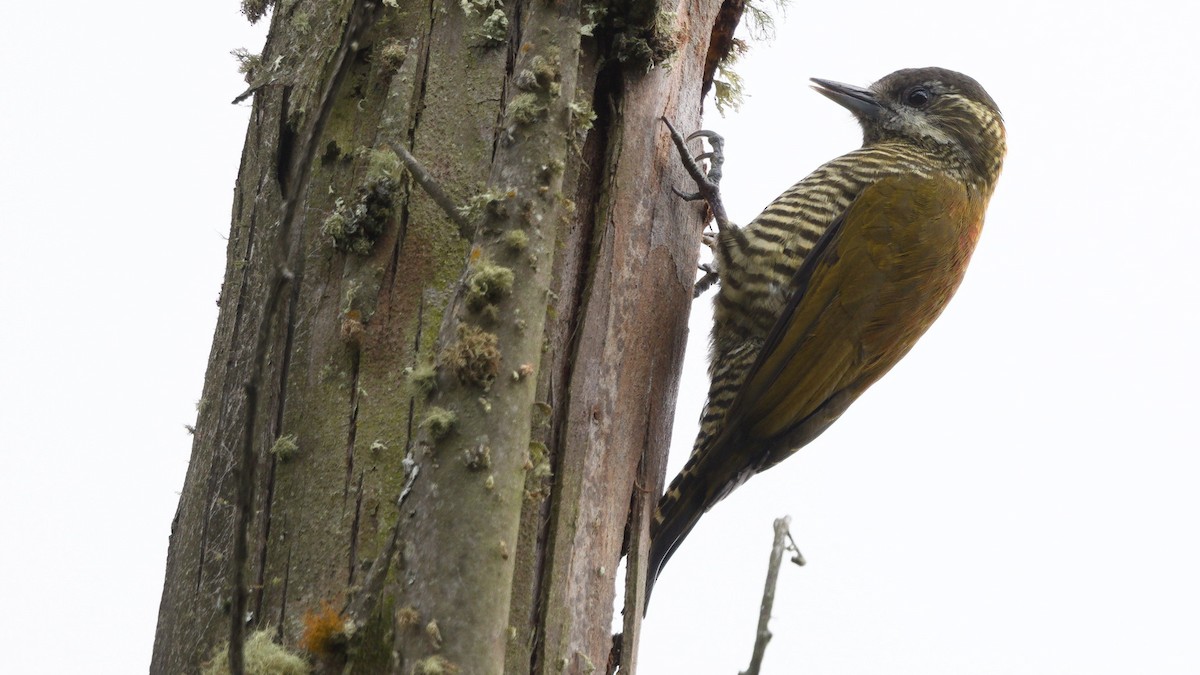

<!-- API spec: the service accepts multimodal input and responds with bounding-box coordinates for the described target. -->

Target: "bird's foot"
[694,262,719,298]
[662,118,732,232]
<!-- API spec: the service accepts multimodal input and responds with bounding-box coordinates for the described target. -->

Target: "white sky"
[1,1,1197,673]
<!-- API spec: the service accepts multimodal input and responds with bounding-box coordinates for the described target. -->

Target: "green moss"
[421,407,458,440]
[569,100,597,133]
[425,619,443,648]
[501,229,528,252]
[613,11,679,70]
[396,606,420,628]
[269,434,299,462]
[466,262,514,313]
[289,10,311,35]
[507,92,546,126]
[531,401,552,428]
[540,159,565,184]
[712,0,788,115]
[457,188,514,224]
[323,177,397,255]
[529,54,558,89]
[231,48,262,82]
[441,325,502,389]
[377,39,408,70]
[362,147,403,184]
[408,363,439,396]
[240,0,273,24]
[713,39,750,115]
[528,440,552,479]
[528,440,547,467]
[201,630,309,675]
[343,595,396,672]
[463,443,491,470]
[460,0,508,47]
[479,9,509,45]
[458,0,490,15]
[414,655,460,675]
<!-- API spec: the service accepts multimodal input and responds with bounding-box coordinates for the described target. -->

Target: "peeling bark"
[152,0,730,671]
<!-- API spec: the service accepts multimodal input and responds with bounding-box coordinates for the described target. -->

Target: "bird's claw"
[685,131,725,185]
[672,186,705,202]
[662,118,725,189]
[661,117,732,233]
[694,262,720,298]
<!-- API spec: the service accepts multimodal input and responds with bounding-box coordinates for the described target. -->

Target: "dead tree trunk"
[152,0,733,671]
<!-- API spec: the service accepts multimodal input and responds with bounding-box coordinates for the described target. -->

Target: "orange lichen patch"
[340,309,366,344]
[300,601,348,657]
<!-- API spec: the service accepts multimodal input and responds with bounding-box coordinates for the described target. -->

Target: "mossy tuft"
[200,630,308,675]
[462,442,491,470]
[414,655,460,675]
[240,0,273,24]
[613,11,680,71]
[421,407,458,440]
[269,434,300,462]
[501,229,528,252]
[377,39,408,70]
[407,363,439,396]
[441,324,502,389]
[507,93,546,126]
[465,262,514,313]
[231,48,263,83]
[323,177,397,255]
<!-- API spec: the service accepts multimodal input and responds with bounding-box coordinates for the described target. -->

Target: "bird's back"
[645,65,1005,611]
[651,143,974,594]
[692,142,940,464]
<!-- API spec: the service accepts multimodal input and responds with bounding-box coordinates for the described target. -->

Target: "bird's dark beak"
[810,78,885,120]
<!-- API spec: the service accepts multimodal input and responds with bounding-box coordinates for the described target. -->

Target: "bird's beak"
[810,78,886,120]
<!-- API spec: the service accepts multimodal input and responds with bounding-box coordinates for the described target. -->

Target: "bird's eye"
[905,87,932,107]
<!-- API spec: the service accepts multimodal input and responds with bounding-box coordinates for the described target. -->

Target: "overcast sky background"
[1,1,1197,673]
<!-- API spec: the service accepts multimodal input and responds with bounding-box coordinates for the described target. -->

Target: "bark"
[152,0,728,672]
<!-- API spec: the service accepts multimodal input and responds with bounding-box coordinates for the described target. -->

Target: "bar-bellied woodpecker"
[650,67,1006,601]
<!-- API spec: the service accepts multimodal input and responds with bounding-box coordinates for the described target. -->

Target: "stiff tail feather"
[643,465,717,612]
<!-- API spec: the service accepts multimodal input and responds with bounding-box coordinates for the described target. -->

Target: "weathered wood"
[152,0,728,671]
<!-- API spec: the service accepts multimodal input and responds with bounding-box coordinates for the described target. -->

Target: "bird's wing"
[729,173,972,465]
[647,174,974,602]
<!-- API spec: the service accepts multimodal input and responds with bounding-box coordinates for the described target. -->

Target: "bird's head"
[811,67,1006,193]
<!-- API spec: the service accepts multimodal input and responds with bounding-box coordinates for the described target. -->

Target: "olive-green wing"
[728,173,973,467]
[647,174,976,603]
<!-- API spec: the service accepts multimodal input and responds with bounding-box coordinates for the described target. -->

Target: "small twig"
[785,527,806,567]
[740,516,799,675]
[389,140,474,238]
[227,2,382,673]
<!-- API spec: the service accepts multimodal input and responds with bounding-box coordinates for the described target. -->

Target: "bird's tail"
[643,457,722,612]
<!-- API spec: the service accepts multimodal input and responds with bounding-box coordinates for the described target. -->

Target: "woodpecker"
[650,67,1006,600]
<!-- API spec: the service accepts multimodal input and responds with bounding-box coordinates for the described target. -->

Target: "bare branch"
[388,140,474,238]
[740,516,802,675]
